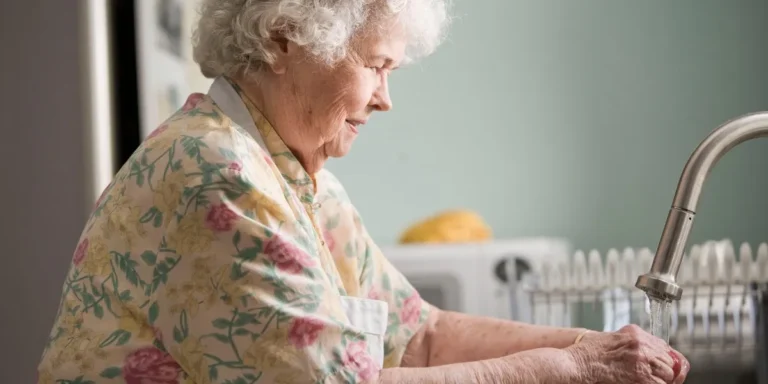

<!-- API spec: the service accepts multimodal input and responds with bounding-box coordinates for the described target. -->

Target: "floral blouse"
[37,78,429,384]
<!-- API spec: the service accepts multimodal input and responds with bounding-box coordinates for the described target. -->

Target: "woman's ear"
[264,35,297,75]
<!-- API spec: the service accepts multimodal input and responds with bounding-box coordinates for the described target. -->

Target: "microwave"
[380,238,573,321]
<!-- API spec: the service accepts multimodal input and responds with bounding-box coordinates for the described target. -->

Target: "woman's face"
[263,23,406,172]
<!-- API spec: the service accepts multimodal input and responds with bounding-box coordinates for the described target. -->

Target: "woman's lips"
[346,121,359,134]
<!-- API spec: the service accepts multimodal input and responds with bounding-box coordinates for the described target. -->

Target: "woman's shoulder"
[135,93,270,177]
[143,93,256,152]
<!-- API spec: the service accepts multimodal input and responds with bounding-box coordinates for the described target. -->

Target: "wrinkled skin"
[567,324,690,384]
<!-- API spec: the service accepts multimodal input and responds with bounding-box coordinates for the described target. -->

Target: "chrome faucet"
[635,111,768,302]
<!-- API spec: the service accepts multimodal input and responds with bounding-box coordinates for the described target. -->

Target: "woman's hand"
[567,324,690,384]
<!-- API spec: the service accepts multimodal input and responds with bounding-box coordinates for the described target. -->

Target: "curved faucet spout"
[635,111,768,301]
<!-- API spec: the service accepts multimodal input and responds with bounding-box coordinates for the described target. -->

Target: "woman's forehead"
[355,26,407,61]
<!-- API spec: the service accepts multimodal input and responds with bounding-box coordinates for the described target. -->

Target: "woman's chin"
[325,136,357,159]
[326,144,354,159]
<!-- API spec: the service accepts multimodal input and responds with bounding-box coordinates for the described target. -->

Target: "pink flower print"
[367,289,383,301]
[287,317,325,348]
[323,230,336,252]
[72,238,89,266]
[228,161,242,172]
[122,346,181,384]
[181,93,205,112]
[263,155,274,166]
[146,124,168,140]
[400,292,422,325]
[343,341,378,381]
[205,203,238,232]
[264,236,316,274]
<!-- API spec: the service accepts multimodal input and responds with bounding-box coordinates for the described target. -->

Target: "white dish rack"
[512,240,768,368]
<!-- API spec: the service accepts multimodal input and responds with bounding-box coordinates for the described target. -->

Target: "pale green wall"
[327,0,768,252]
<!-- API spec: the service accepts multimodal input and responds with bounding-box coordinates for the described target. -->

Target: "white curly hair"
[192,0,451,78]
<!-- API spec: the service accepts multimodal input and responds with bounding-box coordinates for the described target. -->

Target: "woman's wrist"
[564,338,597,384]
[573,329,592,345]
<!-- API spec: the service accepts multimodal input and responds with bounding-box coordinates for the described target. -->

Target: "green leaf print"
[99,330,132,348]
[325,213,340,230]
[114,252,142,287]
[146,164,156,188]
[139,207,159,224]
[273,288,288,303]
[250,236,263,250]
[382,273,391,291]
[273,150,297,161]
[180,135,209,163]
[230,264,247,280]
[180,310,189,336]
[148,302,160,324]
[173,326,184,343]
[200,162,222,175]
[232,230,241,248]
[301,301,320,312]
[118,289,132,301]
[99,367,122,379]
[233,312,259,326]
[130,161,145,187]
[222,188,242,201]
[219,147,237,160]
[141,251,157,266]
[236,246,260,263]
[90,282,101,296]
[81,292,95,306]
[153,211,163,228]
[386,312,400,335]
[212,318,232,329]
[93,303,104,319]
[256,307,271,318]
[212,333,231,343]
[117,331,132,345]
[172,310,190,343]
[344,242,356,258]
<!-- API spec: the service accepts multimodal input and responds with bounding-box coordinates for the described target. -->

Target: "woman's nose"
[372,77,392,112]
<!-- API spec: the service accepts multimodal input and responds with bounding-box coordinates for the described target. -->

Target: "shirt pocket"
[339,296,388,368]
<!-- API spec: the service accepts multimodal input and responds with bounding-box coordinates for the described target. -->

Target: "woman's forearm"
[376,348,579,384]
[428,308,587,366]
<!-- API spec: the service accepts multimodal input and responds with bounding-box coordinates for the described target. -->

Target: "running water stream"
[648,295,672,344]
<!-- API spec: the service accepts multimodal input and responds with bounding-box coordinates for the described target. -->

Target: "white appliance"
[380,238,572,320]
[79,0,212,210]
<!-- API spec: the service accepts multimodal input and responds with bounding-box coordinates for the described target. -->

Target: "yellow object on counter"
[398,210,493,244]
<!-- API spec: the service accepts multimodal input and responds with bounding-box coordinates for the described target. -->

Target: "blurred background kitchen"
[1,0,766,383]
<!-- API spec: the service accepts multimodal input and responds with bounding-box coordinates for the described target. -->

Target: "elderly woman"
[37,0,689,383]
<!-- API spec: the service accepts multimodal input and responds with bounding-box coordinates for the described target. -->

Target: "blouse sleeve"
[350,208,432,368]
[152,161,378,383]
